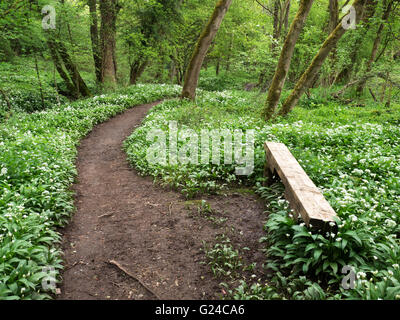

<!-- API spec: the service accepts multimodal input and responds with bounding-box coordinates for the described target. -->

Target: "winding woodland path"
[58,101,267,300]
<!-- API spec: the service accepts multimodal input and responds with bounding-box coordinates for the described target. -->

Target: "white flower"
[385,219,396,228]
[357,272,366,279]
[350,215,358,222]
[393,264,399,269]
[0,167,7,176]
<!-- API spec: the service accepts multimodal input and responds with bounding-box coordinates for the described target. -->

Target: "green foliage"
[228,280,280,300]
[0,60,68,118]
[203,235,244,278]
[198,68,255,92]
[0,84,180,299]
[124,88,400,299]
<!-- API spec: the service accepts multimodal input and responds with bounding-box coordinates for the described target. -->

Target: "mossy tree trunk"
[57,40,91,97]
[181,0,233,100]
[263,0,314,120]
[46,37,78,99]
[277,0,367,117]
[326,0,339,85]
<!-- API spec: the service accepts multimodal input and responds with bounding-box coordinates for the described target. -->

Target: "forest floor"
[57,101,268,300]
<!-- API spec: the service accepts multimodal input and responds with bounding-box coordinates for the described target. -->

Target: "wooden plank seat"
[264,142,337,231]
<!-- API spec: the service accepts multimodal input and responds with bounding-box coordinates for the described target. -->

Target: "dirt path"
[58,101,268,300]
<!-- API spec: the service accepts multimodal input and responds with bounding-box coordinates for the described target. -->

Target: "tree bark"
[100,0,118,86]
[88,0,102,83]
[326,0,339,85]
[271,0,280,51]
[263,0,315,120]
[129,60,148,85]
[328,0,339,33]
[46,37,78,98]
[283,0,291,34]
[277,0,367,117]
[181,0,233,100]
[57,40,91,97]
[356,0,393,95]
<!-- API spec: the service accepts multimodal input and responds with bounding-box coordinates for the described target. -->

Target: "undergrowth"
[124,89,400,299]
[0,84,180,299]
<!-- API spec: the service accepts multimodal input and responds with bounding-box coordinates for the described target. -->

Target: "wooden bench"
[264,142,337,231]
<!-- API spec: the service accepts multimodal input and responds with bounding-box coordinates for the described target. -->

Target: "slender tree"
[181,0,233,100]
[46,37,77,98]
[262,0,314,120]
[328,0,339,33]
[277,0,367,117]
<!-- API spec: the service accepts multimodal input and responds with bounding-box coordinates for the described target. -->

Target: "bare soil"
[58,101,269,300]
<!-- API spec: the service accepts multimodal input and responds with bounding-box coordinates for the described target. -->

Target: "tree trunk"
[328,0,339,33]
[283,0,291,34]
[88,0,102,83]
[34,54,45,110]
[57,40,91,97]
[271,0,281,51]
[46,37,78,98]
[100,0,118,86]
[277,0,367,117]
[181,0,233,100]
[356,0,393,95]
[327,0,339,85]
[216,58,220,76]
[263,0,315,120]
[129,60,148,85]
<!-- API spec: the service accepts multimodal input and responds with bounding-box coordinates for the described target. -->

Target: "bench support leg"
[264,163,276,186]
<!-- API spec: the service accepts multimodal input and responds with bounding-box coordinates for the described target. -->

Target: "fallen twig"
[98,213,113,219]
[108,260,160,300]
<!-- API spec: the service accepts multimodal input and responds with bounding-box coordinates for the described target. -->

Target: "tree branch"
[254,0,274,16]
